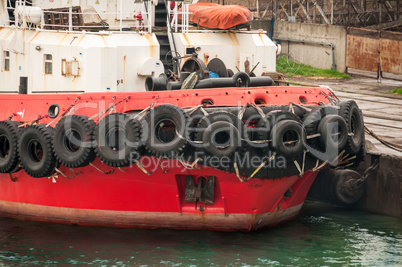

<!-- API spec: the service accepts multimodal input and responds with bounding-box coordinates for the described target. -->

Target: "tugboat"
[0,0,365,231]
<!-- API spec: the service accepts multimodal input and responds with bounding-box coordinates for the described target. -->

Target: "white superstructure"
[0,0,278,94]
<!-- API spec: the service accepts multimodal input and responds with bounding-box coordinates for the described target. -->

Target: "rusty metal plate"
[346,34,379,72]
[380,38,402,75]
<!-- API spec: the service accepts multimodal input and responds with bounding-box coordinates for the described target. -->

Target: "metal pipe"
[273,37,337,71]
[69,0,72,31]
[119,0,122,32]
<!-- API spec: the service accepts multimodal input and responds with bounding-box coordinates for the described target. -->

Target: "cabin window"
[44,54,53,74]
[4,51,10,71]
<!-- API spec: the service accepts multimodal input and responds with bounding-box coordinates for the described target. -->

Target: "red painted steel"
[0,86,331,231]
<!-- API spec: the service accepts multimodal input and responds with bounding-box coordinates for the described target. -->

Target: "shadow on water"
[0,201,401,266]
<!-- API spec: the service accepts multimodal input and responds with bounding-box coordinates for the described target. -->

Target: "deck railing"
[3,0,154,34]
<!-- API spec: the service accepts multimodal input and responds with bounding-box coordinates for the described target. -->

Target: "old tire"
[202,121,240,157]
[256,110,301,152]
[95,113,141,167]
[195,111,247,155]
[0,121,22,173]
[143,104,187,158]
[270,120,306,158]
[317,115,348,153]
[18,124,58,178]
[339,100,364,155]
[53,115,96,168]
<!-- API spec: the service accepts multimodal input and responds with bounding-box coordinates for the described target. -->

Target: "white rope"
[234,162,244,183]
[135,161,151,175]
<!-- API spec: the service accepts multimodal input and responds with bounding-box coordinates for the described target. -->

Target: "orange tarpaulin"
[179,3,252,30]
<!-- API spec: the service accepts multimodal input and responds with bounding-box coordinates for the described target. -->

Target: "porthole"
[48,104,59,118]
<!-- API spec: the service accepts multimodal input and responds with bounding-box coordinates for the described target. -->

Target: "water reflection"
[0,202,401,266]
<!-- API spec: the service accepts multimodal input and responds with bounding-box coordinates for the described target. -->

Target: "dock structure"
[205,0,401,29]
[290,75,402,218]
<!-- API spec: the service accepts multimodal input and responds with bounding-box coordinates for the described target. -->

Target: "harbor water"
[0,201,401,266]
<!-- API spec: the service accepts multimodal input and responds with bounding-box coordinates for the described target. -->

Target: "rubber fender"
[0,120,22,173]
[95,113,141,167]
[53,115,96,168]
[18,124,58,178]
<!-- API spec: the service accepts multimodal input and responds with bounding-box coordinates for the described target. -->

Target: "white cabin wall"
[170,32,277,76]
[236,33,277,75]
[0,28,161,93]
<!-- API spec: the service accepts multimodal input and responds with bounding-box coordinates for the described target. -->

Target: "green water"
[0,202,401,266]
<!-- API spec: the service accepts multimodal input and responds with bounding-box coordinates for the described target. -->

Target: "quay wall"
[356,148,402,218]
[272,21,347,72]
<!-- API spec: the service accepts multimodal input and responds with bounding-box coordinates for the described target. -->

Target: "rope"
[133,106,152,120]
[294,160,302,175]
[312,160,328,172]
[89,163,114,174]
[234,162,244,183]
[307,133,321,139]
[289,103,295,114]
[7,113,16,120]
[251,103,266,118]
[135,161,152,175]
[365,125,402,152]
[186,105,203,115]
[48,173,58,183]
[289,102,312,112]
[88,96,130,121]
[157,158,167,173]
[19,114,48,128]
[301,150,307,175]
[249,152,276,179]
[178,156,202,170]
[238,104,248,120]
[55,167,68,178]
[46,97,82,127]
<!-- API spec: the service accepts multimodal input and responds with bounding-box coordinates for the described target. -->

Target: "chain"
[353,158,379,187]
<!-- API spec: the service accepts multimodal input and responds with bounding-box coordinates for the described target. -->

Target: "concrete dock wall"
[272,21,347,72]
[357,150,402,218]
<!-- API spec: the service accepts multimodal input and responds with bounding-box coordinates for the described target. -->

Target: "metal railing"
[3,0,154,33]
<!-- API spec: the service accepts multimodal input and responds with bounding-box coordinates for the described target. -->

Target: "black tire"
[18,124,58,178]
[317,115,348,153]
[339,100,364,155]
[53,115,96,168]
[256,110,301,151]
[202,121,240,157]
[350,140,365,168]
[195,111,247,153]
[95,113,141,167]
[332,169,364,205]
[302,106,339,150]
[270,120,306,158]
[0,121,22,173]
[143,104,187,158]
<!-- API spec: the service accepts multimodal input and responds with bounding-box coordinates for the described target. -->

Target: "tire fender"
[18,124,58,178]
[270,120,306,158]
[0,120,22,173]
[143,104,187,158]
[95,113,141,167]
[53,115,96,168]
[317,114,348,153]
[202,121,240,157]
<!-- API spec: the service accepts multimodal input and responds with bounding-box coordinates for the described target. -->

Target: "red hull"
[0,87,330,231]
[0,158,317,231]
